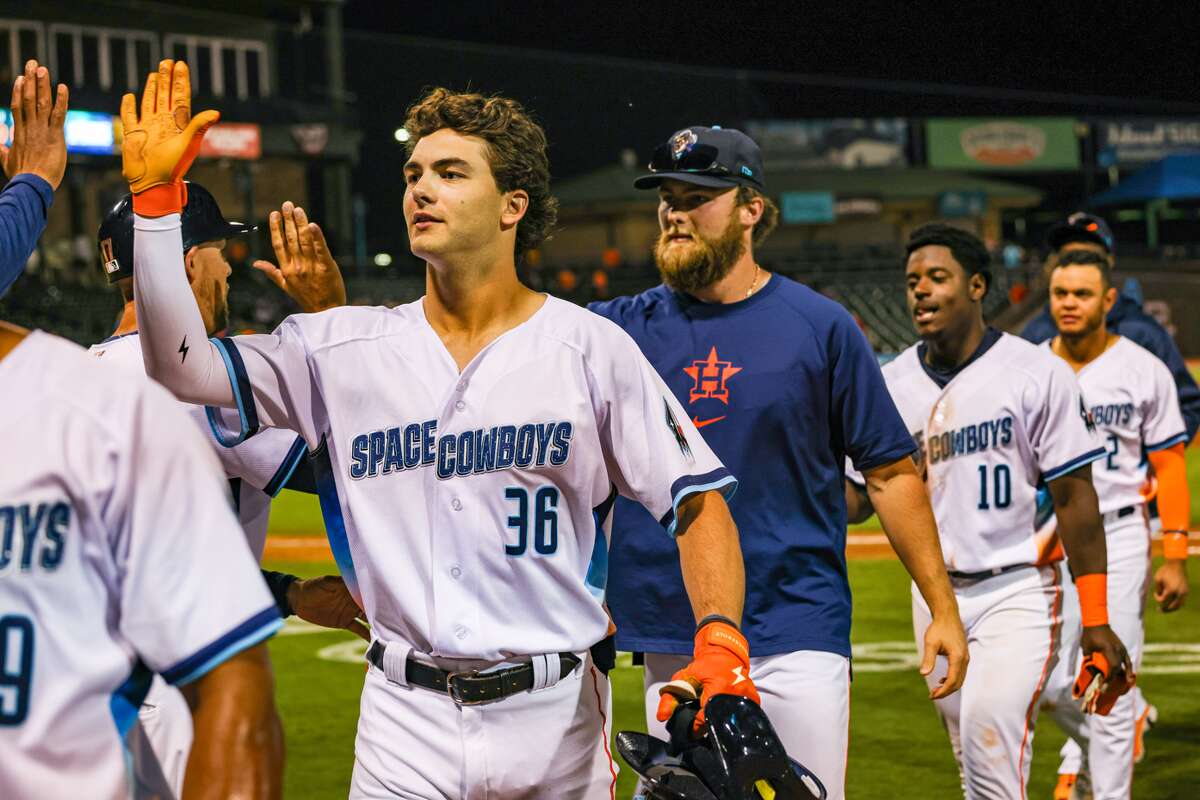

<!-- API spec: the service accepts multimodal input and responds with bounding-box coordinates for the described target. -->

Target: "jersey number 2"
[977,464,1012,510]
[505,487,559,556]
[0,615,34,726]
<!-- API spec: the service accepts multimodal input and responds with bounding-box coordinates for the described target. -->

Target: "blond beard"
[654,212,746,296]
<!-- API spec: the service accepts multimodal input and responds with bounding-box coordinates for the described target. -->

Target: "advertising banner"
[744,119,908,169]
[0,109,115,155]
[199,122,262,159]
[927,118,1079,170]
[781,191,835,223]
[937,190,988,218]
[1096,119,1200,166]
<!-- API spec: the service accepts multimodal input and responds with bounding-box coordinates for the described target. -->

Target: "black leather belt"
[947,562,1033,582]
[1104,505,1137,522]
[365,641,580,705]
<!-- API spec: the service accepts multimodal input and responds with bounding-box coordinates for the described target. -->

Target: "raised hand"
[252,201,347,313]
[120,59,218,216]
[0,60,68,189]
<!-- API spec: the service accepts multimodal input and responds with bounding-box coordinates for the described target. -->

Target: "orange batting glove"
[657,617,760,732]
[1072,651,1134,715]
[120,59,219,217]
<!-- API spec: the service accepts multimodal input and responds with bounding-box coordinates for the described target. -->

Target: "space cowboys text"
[349,419,574,480]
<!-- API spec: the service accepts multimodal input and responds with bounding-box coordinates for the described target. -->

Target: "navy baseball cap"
[634,126,765,191]
[97,182,256,284]
[1046,212,1114,254]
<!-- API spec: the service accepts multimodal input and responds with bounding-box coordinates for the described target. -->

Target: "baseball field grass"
[262,473,1200,798]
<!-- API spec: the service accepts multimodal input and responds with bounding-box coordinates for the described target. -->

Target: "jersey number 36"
[504,486,560,556]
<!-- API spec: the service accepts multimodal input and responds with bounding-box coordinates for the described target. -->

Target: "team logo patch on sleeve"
[664,398,694,461]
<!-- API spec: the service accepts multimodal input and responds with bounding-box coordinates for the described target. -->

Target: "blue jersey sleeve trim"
[263,436,308,497]
[108,660,154,738]
[1042,447,1106,483]
[161,606,282,686]
[659,468,738,537]
[1145,432,1189,453]
[312,439,363,607]
[206,337,260,447]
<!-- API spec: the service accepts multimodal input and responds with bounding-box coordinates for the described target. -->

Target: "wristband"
[1163,530,1189,561]
[695,614,740,635]
[132,181,188,218]
[1075,572,1108,628]
[261,570,299,617]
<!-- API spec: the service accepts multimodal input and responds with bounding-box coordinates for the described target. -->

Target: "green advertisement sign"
[927,118,1079,170]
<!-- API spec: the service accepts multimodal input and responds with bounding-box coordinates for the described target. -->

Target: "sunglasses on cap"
[647,142,734,177]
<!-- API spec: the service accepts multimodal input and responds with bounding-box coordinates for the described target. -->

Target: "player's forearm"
[133,213,234,407]
[866,460,957,617]
[182,645,283,800]
[844,478,874,524]
[1048,465,1108,577]
[675,490,745,625]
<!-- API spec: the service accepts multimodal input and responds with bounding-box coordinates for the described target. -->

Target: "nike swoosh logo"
[692,415,726,429]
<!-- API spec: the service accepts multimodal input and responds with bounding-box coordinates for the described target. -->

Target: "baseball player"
[1037,249,1189,800]
[590,125,967,800]
[1022,212,1200,441]
[845,223,1130,800]
[0,321,285,800]
[89,185,362,795]
[1023,214,1176,784]
[0,72,284,794]
[127,61,752,798]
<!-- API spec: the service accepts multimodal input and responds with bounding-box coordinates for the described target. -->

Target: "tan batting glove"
[120,59,219,217]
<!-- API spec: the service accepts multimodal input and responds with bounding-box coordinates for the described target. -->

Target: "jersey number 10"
[977,464,1012,510]
[0,615,34,726]
[505,487,560,556]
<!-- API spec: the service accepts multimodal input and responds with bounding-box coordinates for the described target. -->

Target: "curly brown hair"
[735,185,779,246]
[403,88,558,259]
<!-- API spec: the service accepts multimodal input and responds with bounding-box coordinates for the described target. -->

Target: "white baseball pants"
[913,564,1063,800]
[1044,515,1150,799]
[351,651,616,799]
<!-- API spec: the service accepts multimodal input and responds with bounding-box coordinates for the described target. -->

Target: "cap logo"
[670,128,698,162]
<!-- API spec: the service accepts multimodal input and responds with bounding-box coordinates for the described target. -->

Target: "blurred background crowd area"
[2,1,1200,356]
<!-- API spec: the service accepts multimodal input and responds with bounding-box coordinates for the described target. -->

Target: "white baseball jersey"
[223,298,734,660]
[1042,336,1187,514]
[867,331,1104,573]
[88,331,309,559]
[130,215,736,662]
[0,331,281,800]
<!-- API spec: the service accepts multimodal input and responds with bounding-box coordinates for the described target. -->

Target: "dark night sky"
[328,1,1200,250]
[340,2,1200,106]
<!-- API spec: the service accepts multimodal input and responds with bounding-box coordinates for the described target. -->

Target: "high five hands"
[253,201,347,313]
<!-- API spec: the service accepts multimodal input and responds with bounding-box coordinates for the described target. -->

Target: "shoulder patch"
[664,398,694,462]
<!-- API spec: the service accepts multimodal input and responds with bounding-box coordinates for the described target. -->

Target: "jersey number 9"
[0,615,34,726]
[505,486,560,556]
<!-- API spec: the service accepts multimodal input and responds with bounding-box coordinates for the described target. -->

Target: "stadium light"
[374,252,393,267]
[393,127,410,143]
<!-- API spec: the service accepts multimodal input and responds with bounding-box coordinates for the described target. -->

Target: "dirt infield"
[264,531,901,562]
[264,531,1191,564]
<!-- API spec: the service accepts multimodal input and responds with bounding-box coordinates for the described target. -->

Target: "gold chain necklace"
[745,265,763,299]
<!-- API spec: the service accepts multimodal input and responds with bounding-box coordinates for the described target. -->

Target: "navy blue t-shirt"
[590,275,916,657]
